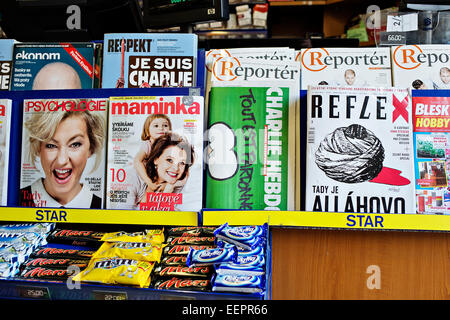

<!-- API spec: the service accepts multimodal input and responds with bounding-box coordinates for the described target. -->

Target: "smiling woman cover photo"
[19,98,107,208]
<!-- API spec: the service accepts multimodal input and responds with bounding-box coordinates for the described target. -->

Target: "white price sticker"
[387,13,418,32]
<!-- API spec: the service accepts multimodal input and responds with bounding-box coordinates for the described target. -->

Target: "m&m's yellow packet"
[73,257,155,288]
[92,242,165,262]
[100,229,164,244]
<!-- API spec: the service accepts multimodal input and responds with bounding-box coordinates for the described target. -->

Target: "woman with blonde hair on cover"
[20,104,105,208]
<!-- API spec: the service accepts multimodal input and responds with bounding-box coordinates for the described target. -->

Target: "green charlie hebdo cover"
[206,86,294,210]
[204,55,299,211]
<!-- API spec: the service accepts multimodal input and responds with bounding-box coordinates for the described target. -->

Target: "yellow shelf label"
[0,207,198,226]
[202,210,270,226]
[202,210,450,232]
[3,207,450,231]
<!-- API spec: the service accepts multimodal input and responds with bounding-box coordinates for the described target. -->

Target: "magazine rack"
[0,50,271,300]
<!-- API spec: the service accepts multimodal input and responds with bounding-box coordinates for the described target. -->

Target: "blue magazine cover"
[102,33,197,88]
[11,42,95,90]
[0,39,16,91]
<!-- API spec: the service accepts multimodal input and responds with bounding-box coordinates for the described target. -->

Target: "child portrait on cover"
[19,107,105,208]
[133,114,175,191]
[124,132,195,210]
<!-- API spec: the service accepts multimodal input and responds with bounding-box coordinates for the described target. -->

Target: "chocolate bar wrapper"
[215,264,265,276]
[92,242,165,263]
[100,229,164,244]
[0,231,47,249]
[73,258,154,288]
[0,244,30,264]
[212,274,265,294]
[20,266,79,281]
[163,245,213,256]
[214,223,265,250]
[47,229,105,248]
[167,227,216,237]
[153,277,211,292]
[159,255,188,266]
[21,258,89,270]
[216,240,265,257]
[0,261,20,278]
[166,236,215,246]
[153,265,212,278]
[215,255,266,276]
[187,247,238,267]
[30,247,95,260]
[0,223,55,235]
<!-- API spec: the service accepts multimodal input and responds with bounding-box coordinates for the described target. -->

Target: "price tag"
[18,286,50,299]
[92,290,128,301]
[387,13,418,32]
[379,32,407,46]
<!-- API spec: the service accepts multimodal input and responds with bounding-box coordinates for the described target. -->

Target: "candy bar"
[215,264,265,276]
[153,277,210,292]
[163,245,213,256]
[101,229,164,244]
[0,261,19,278]
[166,236,215,246]
[47,229,105,248]
[186,247,238,267]
[20,266,79,281]
[30,247,95,260]
[92,242,165,262]
[0,223,55,234]
[215,255,266,276]
[22,258,89,270]
[167,227,216,237]
[214,223,266,250]
[160,255,188,266]
[0,244,30,264]
[153,265,211,278]
[73,258,155,288]
[216,240,265,257]
[212,274,265,294]
[0,231,47,248]
[0,248,20,264]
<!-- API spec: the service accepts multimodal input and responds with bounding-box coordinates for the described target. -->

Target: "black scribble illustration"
[315,124,385,183]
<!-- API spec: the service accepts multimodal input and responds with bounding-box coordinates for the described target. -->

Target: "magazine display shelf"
[0,208,271,300]
[0,55,271,298]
